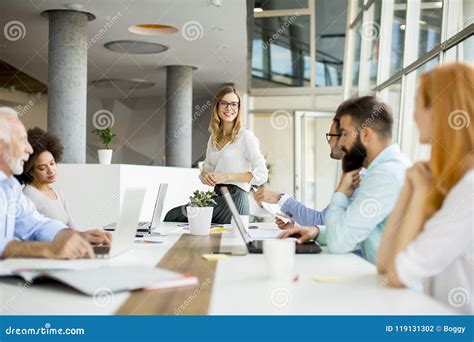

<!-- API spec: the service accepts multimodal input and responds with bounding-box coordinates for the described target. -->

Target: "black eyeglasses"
[325,133,342,142]
[218,100,239,110]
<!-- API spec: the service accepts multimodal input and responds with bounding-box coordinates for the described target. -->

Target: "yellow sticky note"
[312,275,345,283]
[209,227,230,233]
[201,254,228,261]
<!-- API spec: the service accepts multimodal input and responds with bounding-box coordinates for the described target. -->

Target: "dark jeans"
[164,184,250,224]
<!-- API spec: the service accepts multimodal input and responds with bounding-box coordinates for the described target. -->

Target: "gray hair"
[0,106,19,145]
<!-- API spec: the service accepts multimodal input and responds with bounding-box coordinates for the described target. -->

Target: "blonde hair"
[418,62,474,219]
[209,85,242,147]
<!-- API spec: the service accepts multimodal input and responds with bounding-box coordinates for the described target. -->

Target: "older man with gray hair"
[0,107,109,259]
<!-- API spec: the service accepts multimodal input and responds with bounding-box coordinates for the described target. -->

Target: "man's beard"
[3,147,26,175]
[342,136,367,172]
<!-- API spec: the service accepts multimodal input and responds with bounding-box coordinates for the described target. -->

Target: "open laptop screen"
[221,187,252,245]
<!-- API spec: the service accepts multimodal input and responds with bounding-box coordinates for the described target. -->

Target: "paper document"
[261,202,291,223]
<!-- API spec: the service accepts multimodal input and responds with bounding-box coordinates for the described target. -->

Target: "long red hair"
[418,62,474,219]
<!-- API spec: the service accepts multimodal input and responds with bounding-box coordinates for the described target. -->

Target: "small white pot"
[98,149,113,164]
[187,206,214,236]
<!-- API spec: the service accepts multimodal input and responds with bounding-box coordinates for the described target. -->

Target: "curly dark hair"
[16,127,64,185]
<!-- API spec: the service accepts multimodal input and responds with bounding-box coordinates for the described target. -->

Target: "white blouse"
[23,185,76,229]
[395,170,474,314]
[202,128,268,192]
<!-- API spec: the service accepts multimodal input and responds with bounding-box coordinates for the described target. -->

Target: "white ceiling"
[0,0,249,99]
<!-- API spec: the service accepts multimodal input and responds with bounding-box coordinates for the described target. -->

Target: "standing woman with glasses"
[165,85,268,224]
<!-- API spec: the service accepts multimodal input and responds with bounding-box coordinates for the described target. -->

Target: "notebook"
[0,265,198,295]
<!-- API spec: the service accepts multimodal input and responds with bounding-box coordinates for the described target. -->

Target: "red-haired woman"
[377,63,473,314]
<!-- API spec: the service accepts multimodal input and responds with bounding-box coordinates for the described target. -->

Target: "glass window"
[418,0,443,59]
[454,0,474,35]
[445,36,474,64]
[368,0,382,87]
[379,79,402,142]
[314,0,347,86]
[390,0,407,76]
[350,20,362,95]
[407,57,439,160]
[251,16,311,88]
[254,0,308,11]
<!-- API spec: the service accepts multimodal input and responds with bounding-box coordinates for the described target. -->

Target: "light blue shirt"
[319,144,411,263]
[280,197,328,226]
[279,185,360,226]
[0,171,66,257]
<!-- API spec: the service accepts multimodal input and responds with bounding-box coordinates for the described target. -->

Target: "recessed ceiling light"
[92,79,155,89]
[129,24,178,36]
[104,40,168,54]
[65,4,83,11]
[217,44,229,49]
[213,27,224,32]
[209,0,221,7]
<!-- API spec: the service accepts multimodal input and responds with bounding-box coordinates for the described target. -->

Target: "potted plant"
[92,128,116,164]
[186,190,217,236]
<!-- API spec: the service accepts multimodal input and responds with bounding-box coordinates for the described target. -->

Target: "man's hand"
[278,226,320,244]
[47,229,95,259]
[336,169,361,198]
[79,229,112,245]
[254,188,281,204]
[275,217,294,230]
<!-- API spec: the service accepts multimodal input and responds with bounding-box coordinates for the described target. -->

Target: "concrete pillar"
[46,10,92,163]
[165,65,193,168]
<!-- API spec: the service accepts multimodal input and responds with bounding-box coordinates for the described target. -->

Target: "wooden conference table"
[0,223,455,315]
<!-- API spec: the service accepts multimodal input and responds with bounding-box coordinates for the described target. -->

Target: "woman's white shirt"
[202,128,268,192]
[23,185,77,229]
[395,170,474,314]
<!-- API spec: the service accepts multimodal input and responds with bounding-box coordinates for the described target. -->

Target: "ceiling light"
[129,24,178,36]
[209,0,221,7]
[104,40,168,54]
[254,8,263,13]
[92,79,155,89]
[65,3,83,11]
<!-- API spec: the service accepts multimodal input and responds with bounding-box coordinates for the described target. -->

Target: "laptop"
[94,188,146,258]
[219,186,321,255]
[103,184,168,234]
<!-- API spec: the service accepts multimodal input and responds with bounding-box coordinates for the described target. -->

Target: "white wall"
[86,94,213,166]
[0,88,48,130]
[55,164,212,230]
[249,92,343,204]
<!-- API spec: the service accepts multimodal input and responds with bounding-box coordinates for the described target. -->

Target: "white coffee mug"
[263,239,295,281]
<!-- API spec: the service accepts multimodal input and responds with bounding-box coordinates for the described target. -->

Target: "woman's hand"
[210,173,229,184]
[200,171,217,186]
[406,162,432,196]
